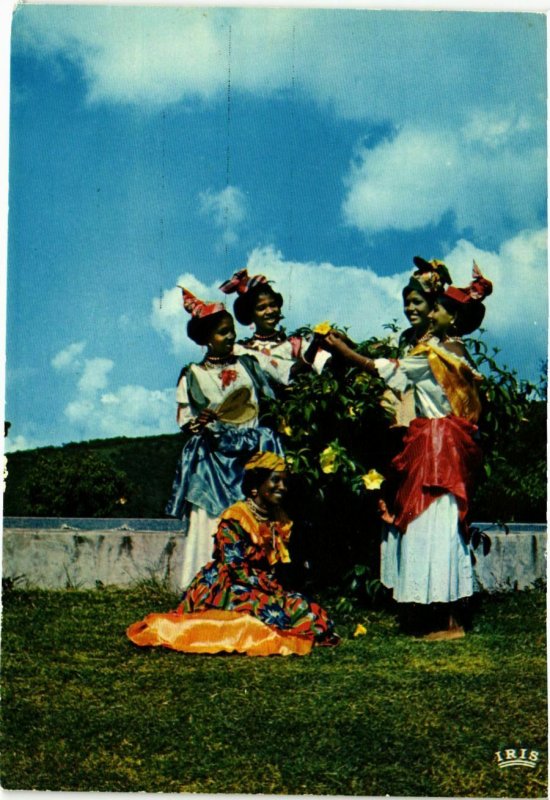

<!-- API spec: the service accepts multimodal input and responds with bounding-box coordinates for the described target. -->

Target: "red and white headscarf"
[179,286,225,318]
[219,268,270,296]
[444,262,493,305]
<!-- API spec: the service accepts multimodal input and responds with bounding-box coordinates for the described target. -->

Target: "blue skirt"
[165,422,283,529]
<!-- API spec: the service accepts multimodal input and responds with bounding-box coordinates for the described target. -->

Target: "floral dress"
[127,501,339,657]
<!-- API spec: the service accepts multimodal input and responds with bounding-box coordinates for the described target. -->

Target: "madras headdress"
[219,269,270,296]
[244,451,286,472]
[179,286,225,318]
[443,261,493,305]
[409,256,453,297]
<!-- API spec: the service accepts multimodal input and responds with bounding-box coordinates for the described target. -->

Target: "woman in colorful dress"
[129,452,339,656]
[165,289,287,589]
[324,263,492,640]
[219,268,331,380]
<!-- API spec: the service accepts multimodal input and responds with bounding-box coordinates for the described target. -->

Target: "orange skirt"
[127,608,313,657]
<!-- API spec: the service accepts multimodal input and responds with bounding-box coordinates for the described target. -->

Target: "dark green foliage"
[469,344,547,522]
[4,434,183,518]
[18,450,132,517]
[0,587,546,795]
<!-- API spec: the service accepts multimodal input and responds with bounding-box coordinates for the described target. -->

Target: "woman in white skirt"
[165,288,287,589]
[325,262,493,640]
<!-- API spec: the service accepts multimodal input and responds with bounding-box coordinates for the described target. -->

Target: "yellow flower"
[361,469,385,491]
[353,624,367,637]
[278,419,293,436]
[117,497,128,505]
[348,406,357,418]
[313,321,331,336]
[320,445,338,474]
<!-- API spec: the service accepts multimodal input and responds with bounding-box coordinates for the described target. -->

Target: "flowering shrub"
[265,325,545,593]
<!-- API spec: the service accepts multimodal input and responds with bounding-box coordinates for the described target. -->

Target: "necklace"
[245,497,271,522]
[203,353,236,367]
[253,330,285,342]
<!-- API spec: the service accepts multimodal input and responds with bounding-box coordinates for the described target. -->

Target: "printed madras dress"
[127,501,339,656]
[165,353,286,588]
[375,338,483,605]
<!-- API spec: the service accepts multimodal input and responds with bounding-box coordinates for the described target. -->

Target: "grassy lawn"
[1,586,546,796]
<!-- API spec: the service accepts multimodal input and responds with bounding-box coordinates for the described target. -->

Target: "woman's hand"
[324,331,375,373]
[324,331,354,357]
[188,408,218,434]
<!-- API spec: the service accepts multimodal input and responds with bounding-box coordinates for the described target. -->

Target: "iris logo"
[495,748,539,769]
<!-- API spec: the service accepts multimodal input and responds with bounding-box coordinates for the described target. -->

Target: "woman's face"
[428,302,456,338]
[206,315,236,357]
[255,470,288,511]
[403,290,431,332]
[252,292,282,334]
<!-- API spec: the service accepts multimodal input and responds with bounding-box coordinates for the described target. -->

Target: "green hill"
[4,434,184,519]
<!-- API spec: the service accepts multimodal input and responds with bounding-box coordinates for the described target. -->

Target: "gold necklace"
[245,497,270,522]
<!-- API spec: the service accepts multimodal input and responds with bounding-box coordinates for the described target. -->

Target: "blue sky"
[3,4,547,452]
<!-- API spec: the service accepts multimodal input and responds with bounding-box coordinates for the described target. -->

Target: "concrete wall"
[2,518,546,594]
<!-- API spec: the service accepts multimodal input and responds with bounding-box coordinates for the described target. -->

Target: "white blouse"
[237,334,330,382]
[176,351,290,428]
[374,350,452,420]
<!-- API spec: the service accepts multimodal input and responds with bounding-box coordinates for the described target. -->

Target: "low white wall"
[2,520,546,594]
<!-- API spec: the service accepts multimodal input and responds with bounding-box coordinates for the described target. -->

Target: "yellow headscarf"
[244,451,286,472]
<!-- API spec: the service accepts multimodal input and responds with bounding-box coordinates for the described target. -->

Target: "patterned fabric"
[126,502,339,656]
[180,502,338,644]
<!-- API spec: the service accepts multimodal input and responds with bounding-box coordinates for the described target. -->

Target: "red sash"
[392,416,482,533]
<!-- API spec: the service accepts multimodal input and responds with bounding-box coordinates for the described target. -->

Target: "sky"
[2,2,547,452]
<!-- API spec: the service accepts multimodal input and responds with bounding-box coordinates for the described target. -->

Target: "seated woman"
[166,288,286,589]
[324,263,492,640]
[128,452,339,656]
[219,268,331,379]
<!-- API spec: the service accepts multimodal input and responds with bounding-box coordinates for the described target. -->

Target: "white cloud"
[78,358,114,394]
[342,125,545,237]
[150,273,224,357]
[14,8,544,244]
[51,341,86,371]
[199,185,248,249]
[64,384,175,439]
[4,434,49,454]
[150,234,546,383]
[13,7,544,129]
[441,229,547,380]
[244,246,409,342]
[48,342,177,443]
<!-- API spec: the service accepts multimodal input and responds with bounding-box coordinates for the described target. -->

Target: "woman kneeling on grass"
[127,452,339,656]
[324,263,492,641]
